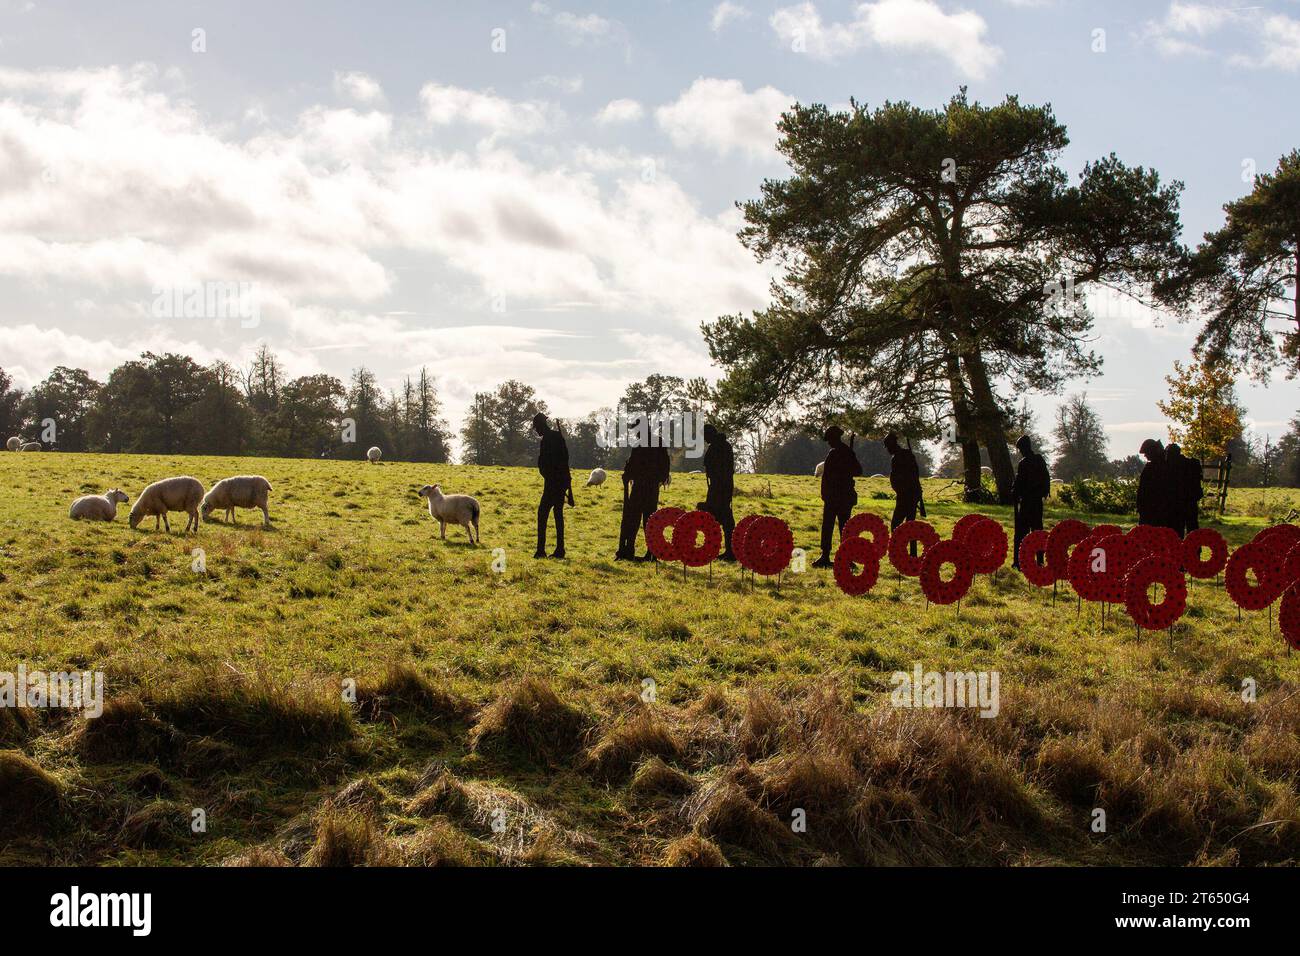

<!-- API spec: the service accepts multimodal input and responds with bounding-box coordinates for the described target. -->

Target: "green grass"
[1,452,1298,866]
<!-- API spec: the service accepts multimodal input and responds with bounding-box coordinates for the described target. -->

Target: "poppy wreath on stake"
[1280,583,1300,651]
[833,535,880,596]
[1067,532,1110,603]
[1046,520,1091,582]
[670,510,723,567]
[1182,528,1228,580]
[645,507,685,563]
[1285,542,1300,588]
[965,519,1008,574]
[1018,529,1054,587]
[732,514,764,570]
[1254,524,1300,561]
[1126,524,1182,558]
[952,513,991,543]
[888,520,939,577]
[1225,543,1286,611]
[1095,533,1137,605]
[746,516,794,577]
[844,512,890,560]
[1124,553,1187,630]
[919,538,974,605]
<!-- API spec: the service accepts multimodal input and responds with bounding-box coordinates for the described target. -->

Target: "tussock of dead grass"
[303,808,396,867]
[630,756,697,799]
[662,833,727,867]
[469,678,590,766]
[0,750,64,837]
[221,845,293,867]
[355,664,473,725]
[584,709,683,782]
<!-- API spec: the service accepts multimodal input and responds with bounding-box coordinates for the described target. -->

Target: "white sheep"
[586,467,607,488]
[129,476,205,533]
[69,489,129,522]
[814,460,825,478]
[6,437,20,451]
[367,446,382,463]
[870,473,886,479]
[417,484,480,544]
[202,475,273,527]
[18,441,41,452]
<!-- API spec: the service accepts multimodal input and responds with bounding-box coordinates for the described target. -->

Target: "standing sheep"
[586,467,607,488]
[129,476,205,533]
[18,441,41,452]
[202,475,273,527]
[367,446,382,463]
[69,489,129,522]
[814,460,825,478]
[417,484,480,544]
[5,437,20,451]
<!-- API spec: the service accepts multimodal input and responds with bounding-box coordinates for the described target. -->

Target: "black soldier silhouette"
[1011,434,1050,569]
[699,422,736,560]
[811,425,863,568]
[883,432,923,555]
[1165,442,1203,537]
[532,413,572,559]
[616,443,671,561]
[1136,438,1169,528]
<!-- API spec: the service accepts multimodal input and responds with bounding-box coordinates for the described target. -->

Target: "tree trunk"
[944,353,984,500]
[961,350,1015,503]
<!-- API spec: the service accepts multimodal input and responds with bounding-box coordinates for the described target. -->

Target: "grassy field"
[2,452,1299,867]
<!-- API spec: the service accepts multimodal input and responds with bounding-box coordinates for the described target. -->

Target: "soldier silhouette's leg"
[551,498,566,558]
[813,501,836,567]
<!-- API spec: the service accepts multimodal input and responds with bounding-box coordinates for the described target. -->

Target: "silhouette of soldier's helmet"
[1167,442,1182,456]
[881,431,899,450]
[1139,438,1164,459]
[823,425,844,442]
[1015,434,1033,454]
[532,412,548,431]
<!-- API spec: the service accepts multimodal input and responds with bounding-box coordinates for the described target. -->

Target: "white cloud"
[0,64,773,430]
[655,77,791,161]
[711,2,750,32]
[1144,3,1300,72]
[769,0,1001,79]
[595,98,644,124]
[419,83,558,136]
[333,70,384,105]
[531,3,629,52]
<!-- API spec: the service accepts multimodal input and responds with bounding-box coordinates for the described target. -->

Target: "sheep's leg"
[261,504,270,527]
[162,513,170,533]
[191,509,200,533]
[230,506,237,524]
[439,519,446,540]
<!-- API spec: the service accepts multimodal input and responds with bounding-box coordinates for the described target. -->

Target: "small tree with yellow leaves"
[1157,359,1242,460]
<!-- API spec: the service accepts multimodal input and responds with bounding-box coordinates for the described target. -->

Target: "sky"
[0,0,1296,459]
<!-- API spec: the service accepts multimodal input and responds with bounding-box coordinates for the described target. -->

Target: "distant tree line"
[0,346,453,462]
[3,351,1295,485]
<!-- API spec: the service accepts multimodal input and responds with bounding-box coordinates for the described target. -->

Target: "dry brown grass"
[0,750,64,838]
[584,709,683,782]
[469,678,590,766]
[662,833,728,866]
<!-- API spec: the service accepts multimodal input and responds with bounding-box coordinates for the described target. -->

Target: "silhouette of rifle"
[557,421,575,507]
[907,436,927,518]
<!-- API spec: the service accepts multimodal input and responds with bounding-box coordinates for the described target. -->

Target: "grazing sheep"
[814,460,825,478]
[417,484,480,544]
[18,441,41,452]
[129,476,205,533]
[586,467,607,488]
[6,437,20,451]
[202,475,273,527]
[69,489,129,522]
[367,446,382,463]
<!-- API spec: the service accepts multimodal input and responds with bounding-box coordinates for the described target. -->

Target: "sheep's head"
[107,489,129,505]
[417,485,433,498]
[128,505,143,529]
